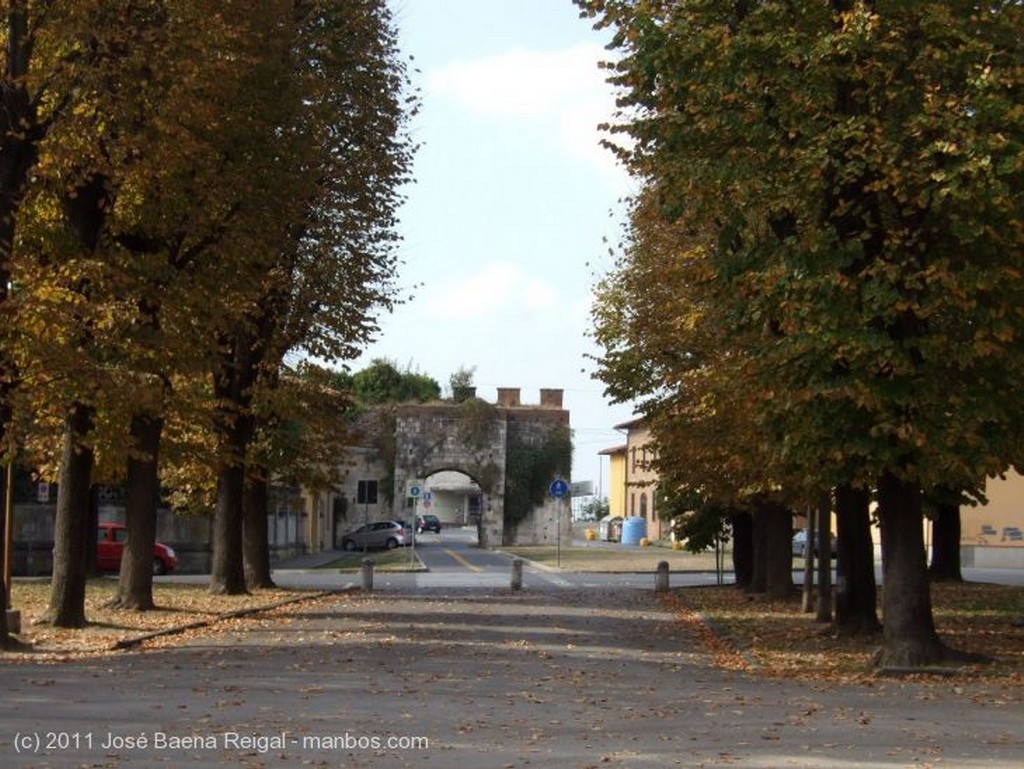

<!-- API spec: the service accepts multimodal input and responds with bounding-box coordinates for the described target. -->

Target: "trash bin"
[621,516,647,547]
[598,516,623,542]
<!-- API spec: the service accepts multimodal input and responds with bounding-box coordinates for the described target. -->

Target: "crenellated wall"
[392,389,570,547]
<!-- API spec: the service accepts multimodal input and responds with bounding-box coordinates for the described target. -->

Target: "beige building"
[604,417,665,541]
[601,419,1023,567]
[961,470,1024,567]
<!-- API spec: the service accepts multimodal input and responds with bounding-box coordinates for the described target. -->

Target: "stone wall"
[390,389,569,547]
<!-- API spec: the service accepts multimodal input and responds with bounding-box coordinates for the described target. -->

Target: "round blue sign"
[549,478,570,498]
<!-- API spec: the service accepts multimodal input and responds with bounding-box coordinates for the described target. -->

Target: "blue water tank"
[621,516,647,547]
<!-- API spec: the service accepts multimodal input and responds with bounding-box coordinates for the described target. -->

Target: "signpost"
[406,479,424,566]
[549,478,569,568]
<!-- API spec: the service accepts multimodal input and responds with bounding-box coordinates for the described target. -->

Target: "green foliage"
[351,359,441,405]
[582,0,1024,501]
[449,365,476,402]
[578,496,609,522]
[504,427,572,529]
[457,397,498,452]
[658,486,730,554]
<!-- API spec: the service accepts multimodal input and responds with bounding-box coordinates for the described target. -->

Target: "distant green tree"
[448,365,476,402]
[578,496,609,522]
[351,359,440,404]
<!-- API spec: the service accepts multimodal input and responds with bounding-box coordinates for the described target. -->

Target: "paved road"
[4,531,1021,768]
[267,527,1024,592]
[3,580,1022,768]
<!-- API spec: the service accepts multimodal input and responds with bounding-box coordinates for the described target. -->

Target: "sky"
[354,0,639,497]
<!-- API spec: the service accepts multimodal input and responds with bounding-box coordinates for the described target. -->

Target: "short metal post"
[510,558,523,592]
[655,560,670,593]
[361,558,374,592]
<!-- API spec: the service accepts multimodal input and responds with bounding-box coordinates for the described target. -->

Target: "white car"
[792,530,836,558]
[341,521,407,551]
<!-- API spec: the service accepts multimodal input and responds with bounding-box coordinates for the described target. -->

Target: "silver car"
[341,521,406,551]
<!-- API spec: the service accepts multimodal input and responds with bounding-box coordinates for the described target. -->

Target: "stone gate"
[392,388,571,547]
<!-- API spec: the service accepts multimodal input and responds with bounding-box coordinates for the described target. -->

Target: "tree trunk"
[243,464,275,589]
[834,483,880,637]
[747,499,792,598]
[876,472,947,668]
[111,413,163,610]
[815,491,832,623]
[801,506,815,613]
[2,0,44,648]
[209,331,256,595]
[42,404,95,627]
[749,508,766,594]
[928,498,963,582]
[762,500,794,599]
[1,457,10,648]
[729,509,753,588]
[212,458,248,594]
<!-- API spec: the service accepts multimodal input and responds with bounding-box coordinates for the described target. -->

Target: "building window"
[639,493,648,521]
[357,480,378,505]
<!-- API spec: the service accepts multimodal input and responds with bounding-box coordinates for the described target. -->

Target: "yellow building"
[601,418,665,541]
[961,470,1024,567]
[599,444,627,519]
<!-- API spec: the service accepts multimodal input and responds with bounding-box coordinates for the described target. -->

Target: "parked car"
[416,514,441,534]
[97,522,179,575]
[792,530,837,559]
[341,521,407,551]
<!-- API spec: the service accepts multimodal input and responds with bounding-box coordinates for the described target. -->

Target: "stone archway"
[391,388,570,548]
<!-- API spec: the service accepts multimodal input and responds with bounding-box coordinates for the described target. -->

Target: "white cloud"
[427,44,627,183]
[426,262,560,320]
[429,44,607,116]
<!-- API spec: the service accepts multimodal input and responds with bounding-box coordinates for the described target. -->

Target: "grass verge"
[672,581,1024,687]
[317,547,423,571]
[5,579,322,658]
[502,543,725,572]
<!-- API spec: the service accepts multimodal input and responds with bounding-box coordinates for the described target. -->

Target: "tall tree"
[209,0,415,593]
[580,0,1024,666]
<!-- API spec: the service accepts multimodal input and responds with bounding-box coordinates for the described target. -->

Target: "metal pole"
[4,459,13,609]
[556,500,561,569]
[410,494,417,566]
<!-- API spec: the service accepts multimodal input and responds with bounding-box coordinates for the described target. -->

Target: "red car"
[97,522,179,575]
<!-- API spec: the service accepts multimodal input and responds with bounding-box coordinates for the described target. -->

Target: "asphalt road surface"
[4,530,1021,768]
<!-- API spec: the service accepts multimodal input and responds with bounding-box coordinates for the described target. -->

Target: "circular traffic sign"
[549,478,570,498]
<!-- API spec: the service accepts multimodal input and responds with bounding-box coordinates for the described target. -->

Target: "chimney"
[497,388,521,407]
[539,389,563,408]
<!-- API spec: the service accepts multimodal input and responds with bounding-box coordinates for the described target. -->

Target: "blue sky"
[355,0,638,495]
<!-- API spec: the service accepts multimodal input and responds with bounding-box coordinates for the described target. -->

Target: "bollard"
[510,558,523,592]
[361,558,375,592]
[655,560,670,593]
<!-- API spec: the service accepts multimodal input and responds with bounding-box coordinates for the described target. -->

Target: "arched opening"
[419,470,482,530]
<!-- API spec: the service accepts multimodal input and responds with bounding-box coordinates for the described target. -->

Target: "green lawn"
[502,543,726,572]
[317,547,423,571]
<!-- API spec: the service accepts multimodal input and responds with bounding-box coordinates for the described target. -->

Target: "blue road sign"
[549,478,570,498]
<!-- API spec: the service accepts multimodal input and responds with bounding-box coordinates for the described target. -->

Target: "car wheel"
[343,539,357,552]
[153,558,166,576]
[385,538,398,550]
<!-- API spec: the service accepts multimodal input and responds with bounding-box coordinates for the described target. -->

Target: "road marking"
[444,548,483,573]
